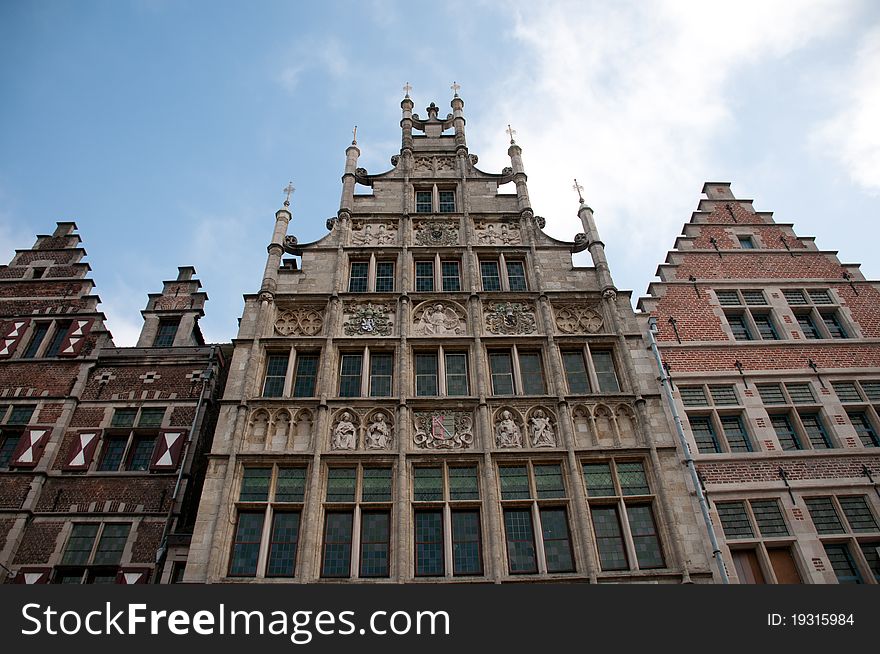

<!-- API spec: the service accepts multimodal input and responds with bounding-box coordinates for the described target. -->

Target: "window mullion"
[532,501,548,575]
[511,344,523,395]
[361,346,370,398]
[499,252,508,291]
[256,504,273,579]
[368,254,377,293]
[284,348,297,397]
[584,344,601,393]
[443,503,453,578]
[438,345,447,397]
[352,505,362,579]
[618,500,639,571]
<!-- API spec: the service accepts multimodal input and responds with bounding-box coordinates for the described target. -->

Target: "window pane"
[753,314,779,340]
[800,413,831,448]
[441,261,461,292]
[489,351,514,395]
[750,500,789,536]
[111,409,137,428]
[832,382,860,402]
[415,191,432,213]
[738,236,754,249]
[805,497,844,534]
[413,467,443,501]
[807,289,833,304]
[480,261,501,291]
[540,508,574,572]
[263,353,288,397]
[591,506,628,571]
[716,501,754,539]
[617,461,650,495]
[326,468,357,502]
[849,412,879,448]
[591,350,620,392]
[7,405,35,424]
[534,464,565,499]
[727,314,752,340]
[504,509,537,573]
[45,321,71,357]
[229,513,264,576]
[783,289,807,305]
[348,262,369,293]
[506,261,527,291]
[362,467,392,502]
[824,543,862,584]
[292,354,319,397]
[689,416,720,454]
[138,408,165,427]
[499,465,530,500]
[861,382,880,402]
[153,320,178,347]
[414,510,444,576]
[518,352,545,395]
[859,542,880,582]
[438,190,456,213]
[127,436,155,471]
[98,436,127,471]
[838,496,879,532]
[445,353,469,396]
[369,353,393,397]
[757,384,785,405]
[821,312,847,338]
[583,462,614,496]
[415,353,438,397]
[785,383,815,404]
[62,524,99,565]
[452,510,483,575]
[449,466,479,500]
[375,262,395,293]
[797,313,821,339]
[321,512,353,577]
[0,433,19,468]
[415,261,434,292]
[563,351,591,394]
[627,504,664,569]
[276,467,307,502]
[720,415,752,452]
[770,414,802,451]
[359,511,390,577]
[266,512,300,577]
[715,290,741,306]
[93,524,130,565]
[240,467,271,502]
[709,385,738,405]
[339,354,363,398]
[741,290,766,305]
[679,387,708,407]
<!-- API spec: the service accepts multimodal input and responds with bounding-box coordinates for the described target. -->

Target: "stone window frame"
[346,253,398,294]
[95,406,169,473]
[714,288,782,342]
[804,494,880,584]
[336,346,395,398]
[153,318,180,347]
[559,344,624,395]
[260,347,322,398]
[0,403,37,469]
[53,520,135,584]
[830,379,880,448]
[497,460,576,576]
[487,345,547,396]
[412,346,470,397]
[581,457,666,573]
[782,287,853,340]
[478,254,529,292]
[757,380,839,451]
[411,254,463,293]
[410,461,484,578]
[678,382,754,454]
[319,463,395,580]
[413,183,458,214]
[13,318,72,359]
[227,464,309,579]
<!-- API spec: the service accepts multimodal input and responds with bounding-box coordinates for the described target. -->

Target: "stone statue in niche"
[414,303,463,335]
[376,223,396,245]
[529,410,556,447]
[365,412,392,450]
[331,412,357,450]
[495,410,522,448]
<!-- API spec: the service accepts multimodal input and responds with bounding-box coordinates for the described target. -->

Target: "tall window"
[97,407,166,472]
[488,347,546,396]
[438,190,456,213]
[414,186,457,213]
[582,459,665,572]
[153,319,179,347]
[338,349,393,398]
[412,463,482,577]
[415,191,432,213]
[347,257,398,293]
[0,404,35,469]
[680,384,752,454]
[348,261,369,293]
[229,465,307,578]
[480,257,528,291]
[262,349,321,398]
[292,353,319,397]
[441,260,461,292]
[375,261,395,293]
[413,257,462,293]
[262,353,289,397]
[55,523,132,584]
[321,465,393,578]
[415,261,434,292]
[715,290,780,341]
[413,350,469,397]
[45,320,72,357]
[22,323,50,358]
[560,347,622,394]
[804,495,879,583]
[831,381,880,449]
[784,288,850,339]
[498,463,575,575]
[757,382,836,451]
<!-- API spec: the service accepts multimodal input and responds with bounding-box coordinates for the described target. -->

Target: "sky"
[1,0,878,346]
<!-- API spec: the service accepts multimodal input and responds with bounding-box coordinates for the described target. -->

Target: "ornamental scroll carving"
[413,411,474,449]
[485,302,537,335]
[554,304,604,334]
[343,302,393,336]
[475,222,521,245]
[412,301,465,335]
[351,221,397,245]
[414,156,456,174]
[414,221,458,246]
[274,306,324,336]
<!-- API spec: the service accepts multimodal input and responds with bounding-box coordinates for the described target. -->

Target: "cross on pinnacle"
[451,81,460,97]
[572,178,585,204]
[403,82,412,98]
[506,124,517,144]
[352,125,358,145]
[283,181,295,207]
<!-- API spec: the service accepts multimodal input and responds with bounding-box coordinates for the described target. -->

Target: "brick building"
[639,183,880,584]
[0,223,227,584]
[183,89,713,583]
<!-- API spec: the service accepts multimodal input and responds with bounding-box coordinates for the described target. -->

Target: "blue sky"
[2,0,878,345]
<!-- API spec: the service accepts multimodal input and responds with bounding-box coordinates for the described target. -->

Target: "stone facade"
[0,225,226,584]
[639,183,880,584]
[184,91,714,583]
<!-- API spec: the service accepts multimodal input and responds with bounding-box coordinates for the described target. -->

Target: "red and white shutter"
[0,319,30,359]
[150,429,186,470]
[14,568,51,584]
[10,427,52,468]
[63,430,101,470]
[116,567,151,584]
[56,318,94,357]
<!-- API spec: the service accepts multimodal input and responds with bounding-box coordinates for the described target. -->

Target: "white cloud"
[278,37,349,92]
[811,25,880,193]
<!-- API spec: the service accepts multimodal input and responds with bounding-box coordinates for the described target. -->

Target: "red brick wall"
[46,266,81,278]
[12,521,63,564]
[838,284,880,339]
[36,236,75,250]
[692,226,737,249]
[37,403,65,424]
[662,343,880,372]
[0,475,32,509]
[130,521,164,563]
[650,285,727,342]
[0,298,89,317]
[0,517,14,551]
[170,406,196,426]
[756,226,807,249]
[698,202,766,225]
[0,362,82,395]
[0,281,87,298]
[675,252,843,280]
[36,477,175,513]
[698,455,880,485]
[13,251,78,266]
[82,365,204,400]
[70,406,106,428]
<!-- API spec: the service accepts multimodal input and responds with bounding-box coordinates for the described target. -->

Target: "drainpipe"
[646,318,729,583]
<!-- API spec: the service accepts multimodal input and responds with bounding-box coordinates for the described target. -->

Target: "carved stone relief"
[554,304,604,334]
[475,222,521,245]
[485,302,537,335]
[331,411,358,450]
[351,221,397,245]
[274,306,325,336]
[413,156,456,174]
[413,411,474,449]
[494,409,522,448]
[414,221,458,246]
[412,301,465,335]
[365,410,394,450]
[343,302,393,336]
[528,408,557,447]
[246,407,312,451]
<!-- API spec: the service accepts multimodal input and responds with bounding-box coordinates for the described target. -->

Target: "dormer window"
[153,319,179,347]
[414,185,457,213]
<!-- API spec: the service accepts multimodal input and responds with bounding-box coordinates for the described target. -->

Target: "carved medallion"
[275,306,324,336]
[412,301,465,335]
[415,221,458,246]
[413,411,474,449]
[343,302,393,336]
[554,304,604,334]
[485,302,537,335]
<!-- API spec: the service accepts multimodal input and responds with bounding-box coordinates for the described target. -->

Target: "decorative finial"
[506,124,517,144]
[403,82,412,98]
[451,81,461,97]
[572,178,585,204]
[283,181,295,207]
[352,125,357,145]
